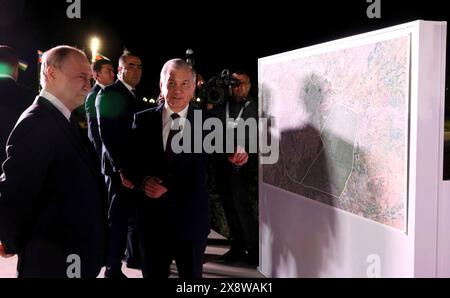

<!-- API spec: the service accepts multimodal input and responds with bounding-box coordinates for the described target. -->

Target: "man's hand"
[120,172,135,189]
[143,177,168,198]
[228,146,249,166]
[0,242,14,258]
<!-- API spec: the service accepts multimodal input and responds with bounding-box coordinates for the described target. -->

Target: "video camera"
[184,49,240,106]
[203,69,241,106]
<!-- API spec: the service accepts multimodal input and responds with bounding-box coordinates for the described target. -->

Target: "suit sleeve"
[0,117,54,254]
[120,112,151,188]
[96,89,128,171]
[85,91,102,156]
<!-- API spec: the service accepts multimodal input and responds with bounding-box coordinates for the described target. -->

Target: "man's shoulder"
[0,79,35,108]
[243,98,258,118]
[135,105,161,120]
[87,84,102,98]
[20,98,54,121]
[103,80,128,93]
[96,83,128,116]
[9,100,53,139]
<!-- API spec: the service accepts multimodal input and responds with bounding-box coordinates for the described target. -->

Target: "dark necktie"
[131,88,137,98]
[165,113,181,161]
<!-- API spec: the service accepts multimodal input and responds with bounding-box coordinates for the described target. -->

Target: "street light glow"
[90,37,100,62]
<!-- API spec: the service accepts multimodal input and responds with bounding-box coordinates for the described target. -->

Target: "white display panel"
[259,20,447,277]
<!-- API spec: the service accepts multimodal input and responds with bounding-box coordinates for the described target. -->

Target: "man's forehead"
[64,55,90,72]
[168,68,192,77]
[233,74,250,82]
[126,56,141,65]
[101,64,114,70]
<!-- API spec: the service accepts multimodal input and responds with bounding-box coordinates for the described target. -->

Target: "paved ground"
[0,230,264,278]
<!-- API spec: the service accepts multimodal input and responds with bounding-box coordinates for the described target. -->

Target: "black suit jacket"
[0,97,108,278]
[96,80,148,175]
[126,103,210,241]
[85,83,103,157]
[0,78,34,166]
[211,97,258,154]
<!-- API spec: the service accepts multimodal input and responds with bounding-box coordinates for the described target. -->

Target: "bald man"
[0,46,108,278]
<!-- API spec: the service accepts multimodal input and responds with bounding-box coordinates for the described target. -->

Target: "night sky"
[1,0,449,98]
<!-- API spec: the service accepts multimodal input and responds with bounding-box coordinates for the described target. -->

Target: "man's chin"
[78,97,87,105]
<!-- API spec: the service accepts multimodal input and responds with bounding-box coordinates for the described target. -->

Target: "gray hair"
[40,45,86,87]
[160,58,196,84]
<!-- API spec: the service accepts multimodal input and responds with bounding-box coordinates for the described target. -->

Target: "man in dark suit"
[213,71,259,266]
[124,59,248,278]
[85,58,115,157]
[0,45,34,167]
[96,51,146,278]
[0,45,108,278]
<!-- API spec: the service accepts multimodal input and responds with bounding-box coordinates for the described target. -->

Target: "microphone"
[186,48,194,67]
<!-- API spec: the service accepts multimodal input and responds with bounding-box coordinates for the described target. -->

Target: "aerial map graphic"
[261,35,410,231]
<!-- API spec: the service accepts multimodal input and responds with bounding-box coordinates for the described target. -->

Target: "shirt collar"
[39,89,71,121]
[163,102,189,120]
[96,82,106,89]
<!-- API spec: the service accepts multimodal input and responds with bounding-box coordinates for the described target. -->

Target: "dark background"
[1,0,449,98]
[1,0,450,235]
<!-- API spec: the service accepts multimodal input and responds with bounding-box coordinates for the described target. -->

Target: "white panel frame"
[258,20,447,277]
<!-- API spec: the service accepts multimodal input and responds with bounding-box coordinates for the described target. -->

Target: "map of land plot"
[261,35,410,231]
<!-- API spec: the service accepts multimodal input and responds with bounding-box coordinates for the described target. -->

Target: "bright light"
[90,37,100,62]
[149,98,156,104]
[143,97,148,102]
[196,97,201,102]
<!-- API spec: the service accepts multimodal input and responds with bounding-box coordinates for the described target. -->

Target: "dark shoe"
[126,261,142,270]
[245,250,259,267]
[220,248,247,263]
[104,267,128,279]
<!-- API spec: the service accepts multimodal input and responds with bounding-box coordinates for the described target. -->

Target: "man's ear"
[46,65,58,82]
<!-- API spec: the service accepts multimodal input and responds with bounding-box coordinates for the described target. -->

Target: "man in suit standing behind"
[0,45,108,277]
[85,58,115,157]
[124,59,248,278]
[213,71,259,266]
[0,45,34,166]
[96,51,146,278]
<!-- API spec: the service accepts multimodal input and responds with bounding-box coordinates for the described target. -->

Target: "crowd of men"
[0,45,258,278]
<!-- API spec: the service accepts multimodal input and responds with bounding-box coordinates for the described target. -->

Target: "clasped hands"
[122,147,249,198]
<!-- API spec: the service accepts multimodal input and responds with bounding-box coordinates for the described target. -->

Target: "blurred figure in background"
[96,50,146,278]
[0,45,34,167]
[85,58,115,157]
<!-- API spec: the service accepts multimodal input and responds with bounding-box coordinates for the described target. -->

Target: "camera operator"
[212,71,259,266]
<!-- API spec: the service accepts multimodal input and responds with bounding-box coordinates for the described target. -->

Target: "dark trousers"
[105,173,141,273]
[216,158,258,254]
[137,204,207,278]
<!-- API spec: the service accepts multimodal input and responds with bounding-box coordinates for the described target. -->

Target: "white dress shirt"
[162,103,189,150]
[96,82,106,89]
[39,89,71,121]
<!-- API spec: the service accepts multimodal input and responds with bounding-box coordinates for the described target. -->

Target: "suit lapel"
[116,80,131,95]
[154,104,165,156]
[92,84,101,94]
